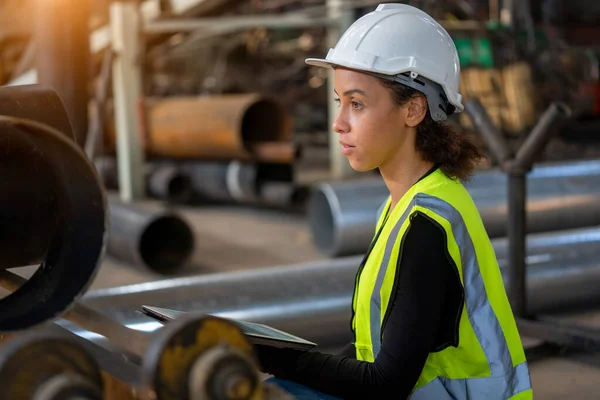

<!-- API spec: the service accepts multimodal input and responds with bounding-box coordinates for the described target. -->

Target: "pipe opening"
[166,174,192,202]
[307,189,335,255]
[241,100,287,150]
[554,102,572,117]
[256,163,294,183]
[139,216,194,274]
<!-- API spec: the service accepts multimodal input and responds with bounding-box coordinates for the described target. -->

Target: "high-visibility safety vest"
[351,168,532,399]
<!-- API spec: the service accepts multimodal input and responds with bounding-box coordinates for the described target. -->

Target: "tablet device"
[141,305,317,351]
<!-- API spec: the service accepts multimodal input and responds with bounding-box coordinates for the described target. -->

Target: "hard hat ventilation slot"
[400,72,426,87]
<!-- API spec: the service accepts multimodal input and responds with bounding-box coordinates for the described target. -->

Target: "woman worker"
[255,4,532,399]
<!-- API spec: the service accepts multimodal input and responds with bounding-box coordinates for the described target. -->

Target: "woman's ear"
[405,95,427,127]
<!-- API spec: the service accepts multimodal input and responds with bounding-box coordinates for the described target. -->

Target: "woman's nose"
[332,111,349,134]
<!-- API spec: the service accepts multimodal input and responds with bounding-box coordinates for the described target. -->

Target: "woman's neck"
[379,149,433,212]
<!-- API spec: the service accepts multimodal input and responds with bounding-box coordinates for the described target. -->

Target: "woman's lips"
[339,141,355,155]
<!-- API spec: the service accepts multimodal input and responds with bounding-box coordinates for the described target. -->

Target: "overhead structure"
[7,0,251,85]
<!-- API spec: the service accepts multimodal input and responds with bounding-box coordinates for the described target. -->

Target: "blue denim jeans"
[264,377,342,400]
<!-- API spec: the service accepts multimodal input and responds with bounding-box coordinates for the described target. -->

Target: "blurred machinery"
[0,270,288,400]
[0,84,297,399]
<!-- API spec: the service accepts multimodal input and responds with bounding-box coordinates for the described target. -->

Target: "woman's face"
[332,68,411,172]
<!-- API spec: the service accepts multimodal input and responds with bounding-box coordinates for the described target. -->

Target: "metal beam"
[326,0,358,179]
[33,0,90,148]
[143,13,336,34]
[110,2,146,201]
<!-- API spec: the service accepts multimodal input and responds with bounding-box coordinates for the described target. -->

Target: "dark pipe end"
[165,174,193,203]
[139,216,195,274]
[241,99,289,149]
[307,186,336,256]
[553,102,572,118]
[148,166,193,203]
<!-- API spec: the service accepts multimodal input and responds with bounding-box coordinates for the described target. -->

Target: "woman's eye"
[351,101,363,110]
[334,98,341,107]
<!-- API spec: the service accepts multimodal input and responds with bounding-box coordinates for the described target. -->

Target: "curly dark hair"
[377,77,482,182]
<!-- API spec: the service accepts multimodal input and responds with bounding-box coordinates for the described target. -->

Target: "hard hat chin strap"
[370,71,453,122]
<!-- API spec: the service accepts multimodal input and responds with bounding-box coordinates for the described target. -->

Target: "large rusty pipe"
[309,159,600,257]
[106,198,195,274]
[105,94,294,162]
[0,85,106,331]
[33,0,89,147]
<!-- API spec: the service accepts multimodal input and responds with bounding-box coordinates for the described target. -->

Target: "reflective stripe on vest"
[368,193,531,399]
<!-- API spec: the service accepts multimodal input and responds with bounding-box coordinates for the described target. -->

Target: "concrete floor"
[64,197,600,398]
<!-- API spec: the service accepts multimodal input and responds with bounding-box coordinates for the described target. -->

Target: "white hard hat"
[306,3,463,121]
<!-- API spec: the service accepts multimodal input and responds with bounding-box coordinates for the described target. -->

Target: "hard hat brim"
[305,58,337,69]
[305,57,383,75]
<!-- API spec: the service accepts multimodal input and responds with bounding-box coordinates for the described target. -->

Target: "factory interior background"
[1,0,600,398]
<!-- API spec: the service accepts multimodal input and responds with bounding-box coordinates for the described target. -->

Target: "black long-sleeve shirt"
[256,211,465,399]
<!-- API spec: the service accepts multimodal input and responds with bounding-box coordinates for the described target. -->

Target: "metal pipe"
[184,161,295,206]
[0,271,150,359]
[506,102,572,317]
[105,94,294,162]
[145,164,192,203]
[464,99,512,166]
[0,86,78,269]
[143,13,335,34]
[147,164,193,204]
[308,159,600,257]
[508,167,528,316]
[106,198,195,274]
[0,85,75,142]
[71,226,600,350]
[95,157,193,204]
[514,102,572,170]
[33,0,89,148]
[185,161,260,204]
[0,106,106,330]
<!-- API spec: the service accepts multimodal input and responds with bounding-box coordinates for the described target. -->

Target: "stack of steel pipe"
[95,156,193,204]
[97,156,303,209]
[308,159,600,257]
[62,225,600,351]
[99,93,302,208]
[182,161,304,209]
